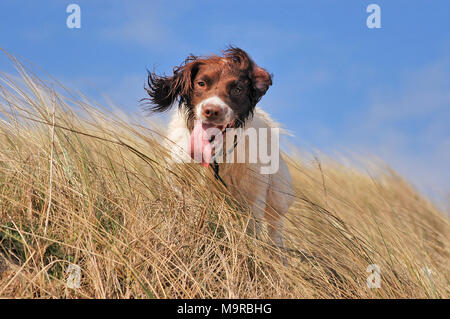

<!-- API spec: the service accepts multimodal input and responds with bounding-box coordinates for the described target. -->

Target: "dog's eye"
[231,87,242,95]
[197,81,206,87]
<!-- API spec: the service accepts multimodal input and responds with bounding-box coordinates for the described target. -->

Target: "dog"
[144,47,294,249]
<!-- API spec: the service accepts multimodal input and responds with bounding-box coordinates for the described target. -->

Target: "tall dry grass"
[0,54,448,298]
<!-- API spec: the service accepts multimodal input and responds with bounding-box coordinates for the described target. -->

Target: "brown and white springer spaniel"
[144,47,294,249]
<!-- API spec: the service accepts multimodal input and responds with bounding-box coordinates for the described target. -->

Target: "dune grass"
[0,54,448,298]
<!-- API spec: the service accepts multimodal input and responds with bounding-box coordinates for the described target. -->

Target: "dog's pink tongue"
[190,121,212,167]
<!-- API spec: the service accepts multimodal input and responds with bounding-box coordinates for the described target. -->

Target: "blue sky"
[1,0,449,203]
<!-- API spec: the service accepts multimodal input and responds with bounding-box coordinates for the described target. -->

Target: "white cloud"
[348,56,450,203]
[96,2,189,51]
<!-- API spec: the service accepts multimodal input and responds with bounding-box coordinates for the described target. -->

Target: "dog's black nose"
[202,104,224,121]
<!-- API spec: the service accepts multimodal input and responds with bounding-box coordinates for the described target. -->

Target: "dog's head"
[144,47,272,130]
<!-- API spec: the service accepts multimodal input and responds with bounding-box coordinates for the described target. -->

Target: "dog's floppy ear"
[223,46,272,104]
[144,56,199,112]
[251,65,272,102]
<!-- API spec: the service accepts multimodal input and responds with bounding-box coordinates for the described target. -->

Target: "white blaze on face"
[195,96,234,123]
[191,96,235,167]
